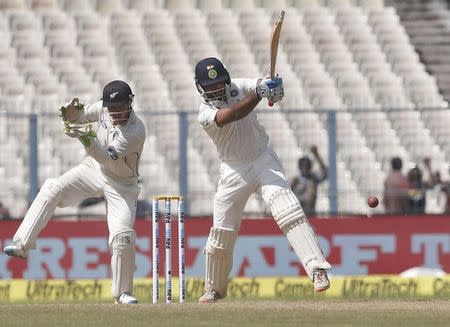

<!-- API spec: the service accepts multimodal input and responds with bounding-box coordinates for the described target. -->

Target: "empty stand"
[0,0,448,217]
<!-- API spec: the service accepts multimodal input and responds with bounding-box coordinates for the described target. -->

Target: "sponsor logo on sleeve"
[108,147,119,160]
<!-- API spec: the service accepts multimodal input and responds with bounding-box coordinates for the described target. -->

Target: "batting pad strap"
[110,230,136,250]
[269,189,305,232]
[205,227,238,255]
[204,227,238,297]
[111,231,136,298]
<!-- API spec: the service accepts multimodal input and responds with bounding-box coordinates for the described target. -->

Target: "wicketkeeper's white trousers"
[14,157,140,250]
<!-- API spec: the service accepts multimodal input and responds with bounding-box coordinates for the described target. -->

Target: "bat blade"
[268,10,285,106]
[269,10,285,79]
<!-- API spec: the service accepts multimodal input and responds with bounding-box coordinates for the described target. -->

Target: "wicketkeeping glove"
[59,98,84,123]
[64,122,97,147]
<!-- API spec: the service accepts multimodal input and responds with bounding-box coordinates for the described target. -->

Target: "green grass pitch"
[2,299,450,327]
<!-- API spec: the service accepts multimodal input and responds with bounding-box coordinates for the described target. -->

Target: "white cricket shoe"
[3,242,28,259]
[115,293,138,304]
[313,269,330,292]
[198,290,222,304]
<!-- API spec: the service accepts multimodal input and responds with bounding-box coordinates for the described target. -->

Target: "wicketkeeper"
[194,57,331,303]
[3,80,146,304]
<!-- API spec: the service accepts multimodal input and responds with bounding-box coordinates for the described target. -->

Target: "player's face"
[203,81,226,101]
[108,104,130,125]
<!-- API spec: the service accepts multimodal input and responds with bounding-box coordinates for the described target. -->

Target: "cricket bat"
[268,10,285,107]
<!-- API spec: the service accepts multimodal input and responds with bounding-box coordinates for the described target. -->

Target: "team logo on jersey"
[108,146,119,160]
[110,91,119,99]
[208,69,217,79]
[230,90,238,97]
[101,121,107,129]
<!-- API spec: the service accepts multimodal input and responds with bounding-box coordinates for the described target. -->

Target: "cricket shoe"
[115,293,138,304]
[3,242,28,259]
[198,290,222,304]
[313,269,330,292]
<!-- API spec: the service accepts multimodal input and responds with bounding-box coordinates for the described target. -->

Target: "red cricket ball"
[367,196,379,208]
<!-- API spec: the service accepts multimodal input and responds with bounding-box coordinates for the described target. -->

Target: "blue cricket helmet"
[194,57,230,87]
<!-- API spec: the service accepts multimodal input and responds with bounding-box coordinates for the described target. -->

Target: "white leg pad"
[270,189,331,279]
[14,178,64,251]
[110,231,136,299]
[204,227,238,297]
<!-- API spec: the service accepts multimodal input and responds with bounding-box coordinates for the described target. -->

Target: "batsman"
[195,57,332,303]
[3,80,146,304]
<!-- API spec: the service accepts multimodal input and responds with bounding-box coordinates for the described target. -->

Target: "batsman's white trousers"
[14,157,140,249]
[213,147,289,230]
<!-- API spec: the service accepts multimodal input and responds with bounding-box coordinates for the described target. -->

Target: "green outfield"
[2,300,450,327]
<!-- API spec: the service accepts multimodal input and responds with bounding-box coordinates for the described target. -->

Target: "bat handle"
[267,74,277,107]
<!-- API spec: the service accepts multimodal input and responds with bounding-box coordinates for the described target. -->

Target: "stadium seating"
[0,0,448,217]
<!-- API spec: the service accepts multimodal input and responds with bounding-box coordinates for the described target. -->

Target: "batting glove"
[268,78,284,103]
[59,98,84,123]
[64,122,97,147]
[256,76,283,99]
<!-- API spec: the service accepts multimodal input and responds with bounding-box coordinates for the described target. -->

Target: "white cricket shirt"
[198,78,269,163]
[81,101,146,184]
